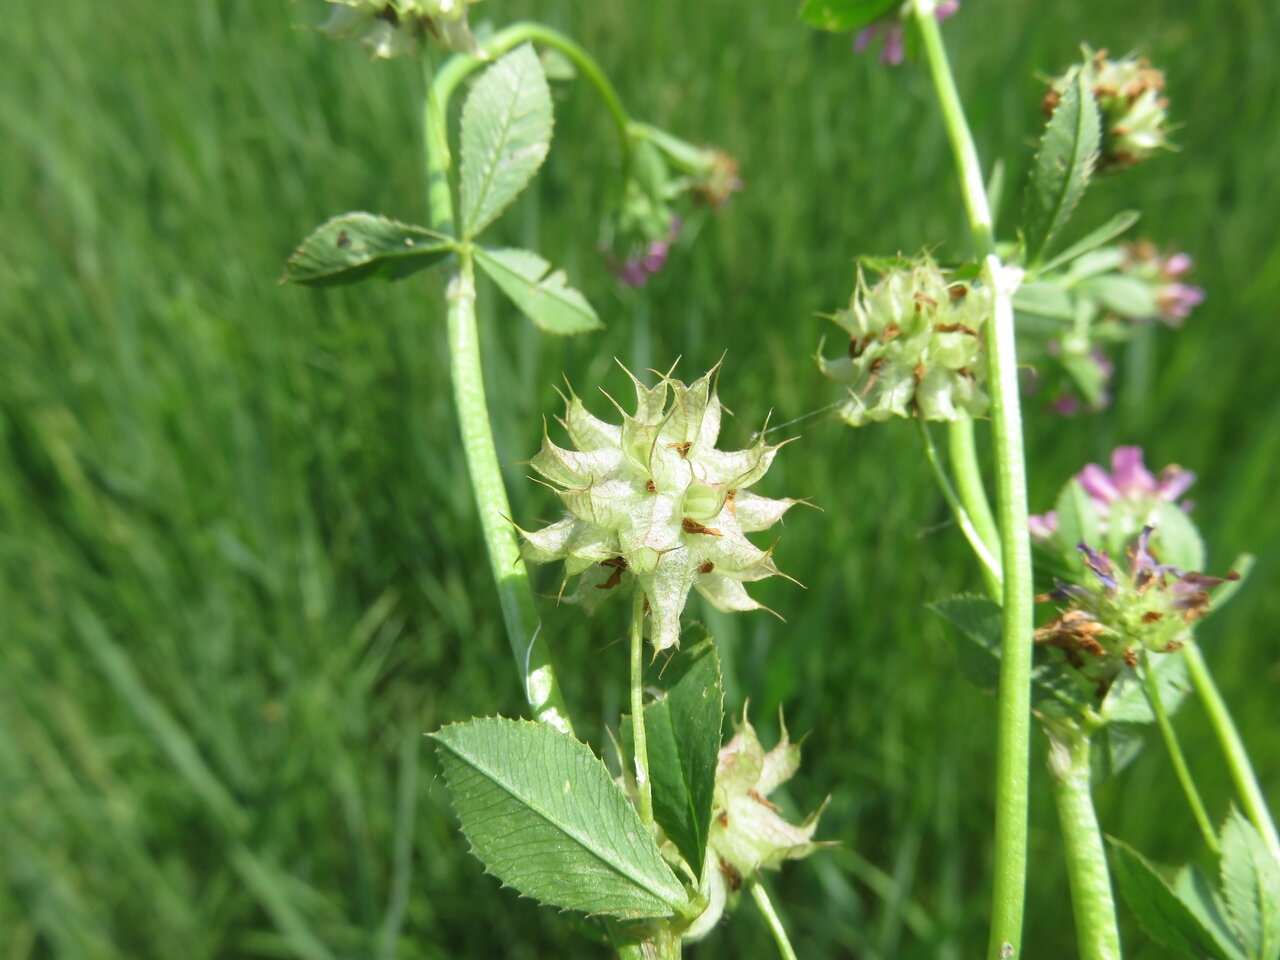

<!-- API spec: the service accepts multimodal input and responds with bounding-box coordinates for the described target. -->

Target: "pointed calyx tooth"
[517,363,798,650]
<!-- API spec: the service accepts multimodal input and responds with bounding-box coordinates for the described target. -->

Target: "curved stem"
[444,245,574,733]
[433,21,632,159]
[422,50,574,731]
[919,419,1002,598]
[914,5,1033,957]
[1044,720,1123,960]
[630,590,654,828]
[1141,655,1220,853]
[947,419,1001,580]
[751,884,799,960]
[1184,641,1280,860]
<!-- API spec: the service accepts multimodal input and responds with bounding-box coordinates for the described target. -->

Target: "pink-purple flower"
[1029,446,1195,543]
[855,0,958,66]
[1124,240,1206,326]
[611,217,682,288]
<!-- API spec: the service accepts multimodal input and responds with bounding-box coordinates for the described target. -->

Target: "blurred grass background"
[2,0,1278,956]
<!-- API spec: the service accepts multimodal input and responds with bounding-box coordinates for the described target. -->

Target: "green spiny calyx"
[819,256,990,426]
[521,364,796,651]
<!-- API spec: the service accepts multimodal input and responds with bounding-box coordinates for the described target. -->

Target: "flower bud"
[520,365,797,651]
[819,257,990,426]
[1121,240,1205,326]
[1045,49,1170,173]
[684,713,825,938]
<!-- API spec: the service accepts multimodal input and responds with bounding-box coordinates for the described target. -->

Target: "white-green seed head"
[319,0,479,57]
[520,365,796,652]
[819,257,990,427]
[1047,49,1170,173]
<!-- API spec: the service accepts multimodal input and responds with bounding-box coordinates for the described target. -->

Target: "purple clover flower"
[611,217,683,289]
[1035,527,1238,697]
[1029,446,1194,544]
[1124,240,1206,327]
[855,0,958,66]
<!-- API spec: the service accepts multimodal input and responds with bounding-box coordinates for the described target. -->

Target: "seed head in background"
[1045,48,1171,173]
[318,0,481,58]
[520,364,799,652]
[819,256,991,426]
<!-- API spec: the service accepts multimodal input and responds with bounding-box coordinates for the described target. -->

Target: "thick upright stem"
[444,247,573,733]
[1045,721,1123,960]
[630,590,654,827]
[914,5,1033,956]
[1184,642,1280,859]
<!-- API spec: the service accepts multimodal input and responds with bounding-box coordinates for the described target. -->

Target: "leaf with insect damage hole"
[282,213,454,286]
[474,247,601,334]
[459,44,553,239]
[430,717,688,919]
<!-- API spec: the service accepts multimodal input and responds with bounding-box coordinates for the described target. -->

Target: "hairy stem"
[751,884,799,960]
[915,4,1033,956]
[1141,655,1220,853]
[630,590,654,827]
[616,927,681,960]
[1044,720,1123,960]
[1183,641,1280,859]
[424,64,573,731]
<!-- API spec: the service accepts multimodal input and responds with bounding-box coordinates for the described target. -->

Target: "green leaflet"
[474,246,601,334]
[797,0,898,32]
[1220,810,1280,960]
[630,641,723,881]
[459,44,553,239]
[1022,66,1101,267]
[1109,837,1239,960]
[430,717,688,920]
[282,213,455,286]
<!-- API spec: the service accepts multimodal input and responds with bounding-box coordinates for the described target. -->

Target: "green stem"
[433,22,632,159]
[1044,720,1123,960]
[423,46,574,731]
[443,244,574,733]
[1184,641,1280,860]
[919,420,1002,598]
[947,419,1001,580]
[1141,655,1220,853]
[630,590,654,827]
[914,5,1033,957]
[616,927,681,960]
[751,884,799,960]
